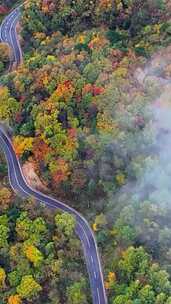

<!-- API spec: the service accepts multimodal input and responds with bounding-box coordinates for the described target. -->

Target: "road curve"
[0,7,108,304]
[0,7,22,68]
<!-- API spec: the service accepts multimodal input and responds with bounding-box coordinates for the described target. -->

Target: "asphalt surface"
[0,7,108,304]
[0,7,22,67]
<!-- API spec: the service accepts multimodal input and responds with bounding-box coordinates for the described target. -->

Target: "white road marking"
[14,12,23,63]
[97,287,100,304]
[0,8,18,40]
[0,10,21,65]
[0,131,109,304]
[77,222,91,248]
[9,13,20,63]
[0,6,109,302]
[1,127,107,304]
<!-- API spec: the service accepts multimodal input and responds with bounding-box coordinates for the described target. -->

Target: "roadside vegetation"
[0,43,10,75]
[0,171,89,303]
[1,0,171,303]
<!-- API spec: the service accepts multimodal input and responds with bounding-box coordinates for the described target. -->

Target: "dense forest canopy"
[1,0,171,303]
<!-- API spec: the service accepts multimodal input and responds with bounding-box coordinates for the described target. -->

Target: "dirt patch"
[22,161,48,192]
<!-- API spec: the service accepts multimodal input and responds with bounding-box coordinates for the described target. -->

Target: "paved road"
[0,7,22,68]
[0,7,108,304]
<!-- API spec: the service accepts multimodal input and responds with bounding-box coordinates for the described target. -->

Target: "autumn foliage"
[13,136,33,157]
[8,295,22,304]
[51,158,70,184]
[0,1,171,303]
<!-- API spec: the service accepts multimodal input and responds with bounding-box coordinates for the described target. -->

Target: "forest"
[1,0,171,303]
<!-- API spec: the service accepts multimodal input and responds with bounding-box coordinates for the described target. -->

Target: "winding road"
[0,6,108,304]
[0,6,22,67]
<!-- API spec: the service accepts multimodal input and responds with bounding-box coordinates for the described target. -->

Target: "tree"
[8,295,22,304]
[0,215,9,248]
[0,43,10,63]
[127,0,165,37]
[16,275,42,299]
[93,213,107,232]
[83,63,100,84]
[15,212,32,241]
[0,187,12,211]
[15,212,47,245]
[23,243,44,267]
[67,279,87,304]
[12,136,33,157]
[0,267,6,289]
[8,271,21,288]
[110,247,171,303]
[51,158,71,184]
[0,206,86,303]
[0,43,10,74]
[118,246,149,281]
[55,213,76,237]
[0,87,19,123]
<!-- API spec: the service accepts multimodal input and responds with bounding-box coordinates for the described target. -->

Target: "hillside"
[1,0,171,303]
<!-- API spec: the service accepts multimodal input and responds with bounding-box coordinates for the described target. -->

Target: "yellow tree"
[0,86,19,122]
[13,136,34,157]
[23,243,43,267]
[16,275,42,299]
[0,267,6,289]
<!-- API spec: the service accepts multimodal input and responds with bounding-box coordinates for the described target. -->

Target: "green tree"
[111,247,171,303]
[67,279,87,304]
[0,87,19,123]
[0,215,9,248]
[16,212,32,241]
[16,275,42,299]
[55,213,76,237]
[23,243,44,267]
